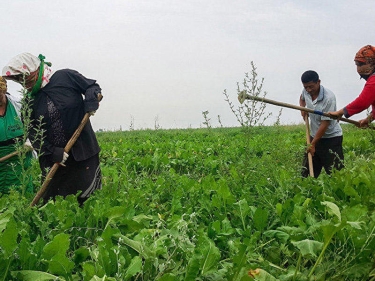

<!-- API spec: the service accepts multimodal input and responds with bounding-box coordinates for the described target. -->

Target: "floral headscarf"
[354,45,375,64]
[2,53,54,96]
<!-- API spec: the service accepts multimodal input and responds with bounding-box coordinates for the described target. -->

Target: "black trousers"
[302,136,344,178]
[40,153,102,204]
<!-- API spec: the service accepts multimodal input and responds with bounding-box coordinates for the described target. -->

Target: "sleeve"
[66,69,102,113]
[28,119,65,162]
[84,83,102,112]
[344,77,375,118]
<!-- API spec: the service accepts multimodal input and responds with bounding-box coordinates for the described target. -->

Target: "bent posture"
[3,53,102,204]
[299,70,344,178]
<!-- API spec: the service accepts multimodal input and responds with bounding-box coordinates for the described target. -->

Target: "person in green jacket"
[0,76,33,194]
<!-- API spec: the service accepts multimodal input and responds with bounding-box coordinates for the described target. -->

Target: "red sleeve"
[344,75,375,117]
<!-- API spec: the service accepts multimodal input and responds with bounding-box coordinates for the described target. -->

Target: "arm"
[299,94,308,120]
[344,79,375,117]
[66,69,102,113]
[308,120,330,156]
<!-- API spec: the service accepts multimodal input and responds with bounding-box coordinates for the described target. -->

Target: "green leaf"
[124,256,142,280]
[115,234,152,259]
[321,201,341,222]
[263,230,289,243]
[41,233,74,276]
[0,217,18,258]
[253,208,269,231]
[248,268,280,281]
[0,207,15,232]
[200,237,221,275]
[184,256,200,281]
[11,270,62,281]
[292,239,323,258]
[346,221,362,230]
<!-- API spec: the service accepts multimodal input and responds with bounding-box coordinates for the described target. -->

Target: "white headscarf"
[2,53,54,88]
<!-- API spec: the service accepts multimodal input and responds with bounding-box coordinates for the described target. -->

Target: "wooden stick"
[0,151,19,163]
[238,92,360,126]
[304,116,314,177]
[30,94,102,207]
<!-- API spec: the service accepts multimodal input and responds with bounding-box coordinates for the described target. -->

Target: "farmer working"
[299,70,344,178]
[2,53,102,204]
[0,76,33,193]
[328,45,375,127]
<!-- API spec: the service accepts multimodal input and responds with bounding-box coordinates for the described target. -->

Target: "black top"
[29,69,101,165]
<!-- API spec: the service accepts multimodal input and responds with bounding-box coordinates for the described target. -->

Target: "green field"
[1,124,375,280]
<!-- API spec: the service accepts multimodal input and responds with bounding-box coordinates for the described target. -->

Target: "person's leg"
[301,151,322,178]
[322,136,344,175]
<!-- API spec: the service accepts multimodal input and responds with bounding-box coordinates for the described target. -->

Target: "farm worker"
[2,53,102,205]
[328,45,375,127]
[0,76,34,193]
[299,70,344,178]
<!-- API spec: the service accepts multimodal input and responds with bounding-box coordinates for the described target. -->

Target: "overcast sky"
[1,0,374,130]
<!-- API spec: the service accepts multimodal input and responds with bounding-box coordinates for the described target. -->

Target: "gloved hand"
[88,111,96,116]
[60,152,69,166]
[23,139,33,151]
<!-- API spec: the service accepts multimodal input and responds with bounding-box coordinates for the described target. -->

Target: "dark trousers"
[302,136,344,178]
[40,153,102,204]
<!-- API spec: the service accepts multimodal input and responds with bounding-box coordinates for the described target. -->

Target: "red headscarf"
[354,45,375,64]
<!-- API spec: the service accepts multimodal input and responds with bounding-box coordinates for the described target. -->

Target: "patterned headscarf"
[2,53,54,96]
[0,76,7,92]
[354,45,375,64]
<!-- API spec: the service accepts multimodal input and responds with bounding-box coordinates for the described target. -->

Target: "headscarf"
[0,76,7,92]
[2,53,54,96]
[354,45,375,64]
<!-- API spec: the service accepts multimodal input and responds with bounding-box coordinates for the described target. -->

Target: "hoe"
[237,90,360,126]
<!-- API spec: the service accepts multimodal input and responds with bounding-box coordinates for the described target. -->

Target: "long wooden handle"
[0,145,34,163]
[304,116,314,177]
[30,94,102,207]
[30,113,90,207]
[238,92,360,126]
[0,151,19,163]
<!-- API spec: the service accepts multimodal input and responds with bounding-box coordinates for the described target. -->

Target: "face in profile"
[355,61,374,77]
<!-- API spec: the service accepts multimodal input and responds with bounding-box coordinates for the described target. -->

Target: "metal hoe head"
[238,90,248,104]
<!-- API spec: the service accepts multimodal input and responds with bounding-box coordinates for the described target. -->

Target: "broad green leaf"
[42,233,71,260]
[184,256,200,281]
[124,256,142,280]
[321,201,341,222]
[263,230,289,243]
[200,237,221,275]
[11,270,62,281]
[0,217,18,258]
[292,239,323,258]
[41,233,74,276]
[104,206,128,229]
[347,221,362,230]
[0,207,15,232]
[231,244,248,281]
[253,208,269,231]
[115,234,152,259]
[248,268,280,281]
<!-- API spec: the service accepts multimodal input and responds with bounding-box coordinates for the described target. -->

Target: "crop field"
[1,124,375,280]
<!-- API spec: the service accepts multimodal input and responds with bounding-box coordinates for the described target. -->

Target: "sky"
[1,0,374,131]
